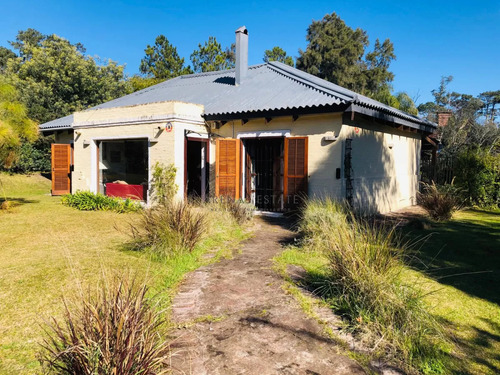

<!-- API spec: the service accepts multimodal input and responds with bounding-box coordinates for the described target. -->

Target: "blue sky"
[1,0,499,104]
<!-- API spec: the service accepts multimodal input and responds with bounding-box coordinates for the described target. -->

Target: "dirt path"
[170,216,365,375]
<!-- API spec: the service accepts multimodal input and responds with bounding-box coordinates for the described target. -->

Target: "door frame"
[91,135,151,202]
[236,130,290,211]
[240,136,285,211]
[184,136,210,201]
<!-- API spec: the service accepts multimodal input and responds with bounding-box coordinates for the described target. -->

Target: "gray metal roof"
[39,61,436,131]
[39,114,73,130]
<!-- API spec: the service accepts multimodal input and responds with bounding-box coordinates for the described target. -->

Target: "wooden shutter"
[216,138,241,199]
[51,144,71,195]
[284,137,308,208]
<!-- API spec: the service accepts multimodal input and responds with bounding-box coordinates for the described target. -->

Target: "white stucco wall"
[343,118,421,214]
[58,101,422,213]
[212,113,421,214]
[70,101,207,201]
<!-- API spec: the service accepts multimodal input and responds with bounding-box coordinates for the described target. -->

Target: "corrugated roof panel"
[39,114,74,130]
[39,61,436,131]
[90,64,343,117]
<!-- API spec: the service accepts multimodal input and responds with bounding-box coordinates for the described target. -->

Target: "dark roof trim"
[202,103,348,122]
[41,126,73,132]
[345,104,435,133]
[352,98,436,128]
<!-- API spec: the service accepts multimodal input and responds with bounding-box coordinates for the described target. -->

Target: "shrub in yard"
[39,276,171,375]
[62,191,141,213]
[129,200,207,255]
[418,181,461,221]
[300,199,446,373]
[150,162,178,205]
[9,135,53,173]
[454,149,499,208]
[207,197,255,224]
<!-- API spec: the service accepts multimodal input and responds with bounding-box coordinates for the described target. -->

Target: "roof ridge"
[180,63,266,80]
[266,61,353,102]
[267,62,435,127]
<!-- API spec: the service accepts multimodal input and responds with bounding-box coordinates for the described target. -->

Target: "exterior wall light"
[324,131,338,142]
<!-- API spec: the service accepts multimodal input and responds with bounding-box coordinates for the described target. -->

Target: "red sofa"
[106,183,146,200]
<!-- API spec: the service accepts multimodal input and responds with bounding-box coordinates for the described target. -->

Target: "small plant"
[151,162,178,205]
[0,179,11,211]
[62,191,141,213]
[208,197,255,224]
[39,275,171,374]
[129,201,207,255]
[418,181,461,221]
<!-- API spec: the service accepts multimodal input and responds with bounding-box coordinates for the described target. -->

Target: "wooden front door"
[284,137,308,209]
[51,143,71,195]
[215,138,241,199]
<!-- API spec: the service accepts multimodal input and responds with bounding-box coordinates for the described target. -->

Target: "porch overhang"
[202,103,349,123]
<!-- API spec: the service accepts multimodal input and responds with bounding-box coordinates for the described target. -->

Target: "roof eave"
[344,103,437,134]
[39,126,73,132]
[202,103,349,122]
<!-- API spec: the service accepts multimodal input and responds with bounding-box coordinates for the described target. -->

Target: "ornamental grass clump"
[129,200,207,256]
[39,276,171,375]
[127,163,207,256]
[418,181,462,221]
[300,199,446,373]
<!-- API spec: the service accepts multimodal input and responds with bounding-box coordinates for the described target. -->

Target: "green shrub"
[207,197,255,224]
[418,181,461,221]
[299,199,446,373]
[61,191,141,213]
[129,201,207,255]
[454,150,499,208]
[9,136,53,173]
[150,162,178,205]
[39,275,171,374]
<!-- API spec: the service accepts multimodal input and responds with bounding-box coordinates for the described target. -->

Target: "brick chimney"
[436,111,452,127]
[235,26,248,86]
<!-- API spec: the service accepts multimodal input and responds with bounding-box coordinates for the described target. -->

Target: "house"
[40,26,437,214]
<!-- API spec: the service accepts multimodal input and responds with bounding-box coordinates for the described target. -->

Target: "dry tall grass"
[128,200,207,256]
[418,181,461,221]
[300,199,446,373]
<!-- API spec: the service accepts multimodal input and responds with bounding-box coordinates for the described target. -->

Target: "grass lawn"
[404,210,500,374]
[0,173,248,374]
[275,209,500,374]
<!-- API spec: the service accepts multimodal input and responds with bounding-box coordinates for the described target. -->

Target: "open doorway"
[97,139,148,200]
[242,138,284,211]
[185,137,209,200]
